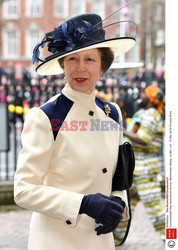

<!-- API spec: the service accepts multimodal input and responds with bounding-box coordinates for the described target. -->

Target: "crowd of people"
[0,62,165,125]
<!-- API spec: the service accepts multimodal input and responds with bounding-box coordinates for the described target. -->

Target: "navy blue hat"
[33,13,136,75]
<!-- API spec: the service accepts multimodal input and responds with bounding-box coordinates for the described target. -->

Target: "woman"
[114,84,165,245]
[14,13,136,250]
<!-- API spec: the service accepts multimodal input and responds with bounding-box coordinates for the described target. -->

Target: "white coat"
[14,83,128,250]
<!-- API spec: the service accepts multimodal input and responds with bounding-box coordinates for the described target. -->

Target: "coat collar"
[62,83,96,108]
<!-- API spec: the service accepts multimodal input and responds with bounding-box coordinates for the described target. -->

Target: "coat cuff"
[111,190,129,221]
[62,192,84,228]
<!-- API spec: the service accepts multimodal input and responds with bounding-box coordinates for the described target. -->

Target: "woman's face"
[63,49,104,94]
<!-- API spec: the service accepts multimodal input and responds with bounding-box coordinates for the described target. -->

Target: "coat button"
[89,111,94,116]
[66,220,72,225]
[102,168,107,173]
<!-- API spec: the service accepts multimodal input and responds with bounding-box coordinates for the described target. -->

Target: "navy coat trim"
[40,93,74,140]
[40,94,119,140]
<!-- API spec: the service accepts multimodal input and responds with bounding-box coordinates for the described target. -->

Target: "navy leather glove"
[95,196,125,235]
[79,193,125,235]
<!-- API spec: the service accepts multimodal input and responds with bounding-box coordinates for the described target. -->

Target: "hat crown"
[66,13,102,28]
[44,14,105,61]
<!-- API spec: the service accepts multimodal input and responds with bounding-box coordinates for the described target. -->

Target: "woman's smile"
[74,78,88,83]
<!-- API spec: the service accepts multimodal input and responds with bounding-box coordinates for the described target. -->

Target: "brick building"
[0,0,165,68]
[0,0,142,68]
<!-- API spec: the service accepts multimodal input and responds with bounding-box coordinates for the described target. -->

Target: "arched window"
[92,0,105,19]
[3,24,20,59]
[25,0,43,18]
[25,24,43,59]
[2,0,20,19]
[71,0,86,16]
[53,0,69,18]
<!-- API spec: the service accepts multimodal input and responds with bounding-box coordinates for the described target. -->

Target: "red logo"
[166,228,177,239]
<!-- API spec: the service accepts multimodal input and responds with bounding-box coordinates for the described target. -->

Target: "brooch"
[104,104,111,117]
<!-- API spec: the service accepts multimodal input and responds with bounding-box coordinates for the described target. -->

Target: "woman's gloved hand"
[95,195,125,235]
[79,193,125,235]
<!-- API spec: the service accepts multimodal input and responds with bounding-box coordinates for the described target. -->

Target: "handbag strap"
[117,147,132,246]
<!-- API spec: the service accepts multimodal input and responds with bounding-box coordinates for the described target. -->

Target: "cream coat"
[14,83,128,250]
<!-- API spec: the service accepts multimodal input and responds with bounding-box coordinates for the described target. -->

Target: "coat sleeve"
[14,107,84,228]
[110,103,129,221]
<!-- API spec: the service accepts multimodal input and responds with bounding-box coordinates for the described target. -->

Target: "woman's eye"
[87,58,94,62]
[68,57,77,61]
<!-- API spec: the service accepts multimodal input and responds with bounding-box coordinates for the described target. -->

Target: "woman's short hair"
[98,47,114,73]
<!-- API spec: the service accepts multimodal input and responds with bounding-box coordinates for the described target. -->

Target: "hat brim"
[36,37,136,76]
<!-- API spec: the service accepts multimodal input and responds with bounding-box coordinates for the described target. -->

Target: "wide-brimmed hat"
[33,12,137,76]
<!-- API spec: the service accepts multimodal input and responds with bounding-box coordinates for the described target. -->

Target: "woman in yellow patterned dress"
[114,84,165,244]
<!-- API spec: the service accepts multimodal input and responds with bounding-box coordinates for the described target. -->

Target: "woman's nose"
[76,59,86,72]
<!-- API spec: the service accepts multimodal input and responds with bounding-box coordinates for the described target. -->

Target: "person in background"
[14,84,24,124]
[114,84,165,244]
[14,12,136,250]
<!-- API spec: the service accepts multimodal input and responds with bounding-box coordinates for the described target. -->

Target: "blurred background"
[0,0,165,181]
[0,0,165,249]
